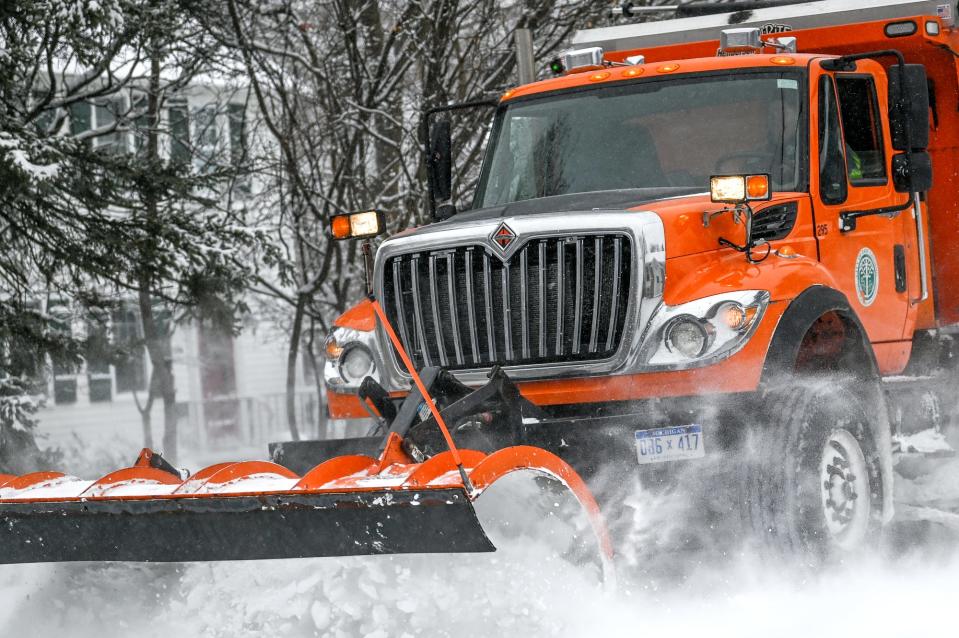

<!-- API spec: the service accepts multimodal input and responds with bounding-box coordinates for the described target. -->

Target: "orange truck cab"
[322,0,959,559]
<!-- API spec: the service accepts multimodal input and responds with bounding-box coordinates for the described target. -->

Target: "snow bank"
[1,534,957,637]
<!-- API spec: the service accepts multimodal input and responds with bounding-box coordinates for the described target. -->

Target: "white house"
[33,81,325,463]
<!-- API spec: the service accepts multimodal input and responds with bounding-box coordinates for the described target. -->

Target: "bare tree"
[200,0,602,440]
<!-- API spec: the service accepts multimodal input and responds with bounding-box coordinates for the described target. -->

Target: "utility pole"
[514,28,535,85]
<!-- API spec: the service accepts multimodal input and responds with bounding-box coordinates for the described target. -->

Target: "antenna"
[610,1,815,20]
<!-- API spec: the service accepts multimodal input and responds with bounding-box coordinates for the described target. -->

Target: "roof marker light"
[885,20,917,37]
[589,71,611,82]
[501,88,517,100]
[770,56,795,65]
[657,63,680,73]
[621,67,644,78]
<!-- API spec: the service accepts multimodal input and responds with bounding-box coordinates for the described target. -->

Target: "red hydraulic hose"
[370,299,470,483]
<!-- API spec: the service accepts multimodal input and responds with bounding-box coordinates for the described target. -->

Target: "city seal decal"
[855,247,879,307]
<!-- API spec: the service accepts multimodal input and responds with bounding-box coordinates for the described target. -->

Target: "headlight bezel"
[640,290,770,370]
[324,326,379,392]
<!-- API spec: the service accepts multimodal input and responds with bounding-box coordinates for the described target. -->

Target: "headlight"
[664,315,711,358]
[324,326,378,391]
[640,290,769,369]
[339,344,374,384]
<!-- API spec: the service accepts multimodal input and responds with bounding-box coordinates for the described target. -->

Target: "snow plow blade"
[0,487,491,564]
[0,438,612,566]
[0,361,613,567]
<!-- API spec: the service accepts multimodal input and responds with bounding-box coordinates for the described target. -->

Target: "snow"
[0,526,957,637]
[0,479,94,500]
[895,428,955,454]
[0,134,60,180]
[2,435,958,637]
[86,480,181,498]
[208,474,300,494]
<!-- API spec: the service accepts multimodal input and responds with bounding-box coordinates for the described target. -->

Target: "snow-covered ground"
[2,432,958,637]
[1,521,956,637]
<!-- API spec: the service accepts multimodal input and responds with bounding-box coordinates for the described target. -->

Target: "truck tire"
[742,379,885,563]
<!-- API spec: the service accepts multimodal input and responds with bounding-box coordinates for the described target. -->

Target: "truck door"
[811,64,911,353]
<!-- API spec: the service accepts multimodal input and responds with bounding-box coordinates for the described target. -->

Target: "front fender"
[665,249,841,306]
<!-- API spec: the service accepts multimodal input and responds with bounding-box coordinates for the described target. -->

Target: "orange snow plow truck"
[3,0,958,566]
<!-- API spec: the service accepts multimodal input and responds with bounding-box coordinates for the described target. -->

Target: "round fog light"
[665,316,710,358]
[339,345,374,383]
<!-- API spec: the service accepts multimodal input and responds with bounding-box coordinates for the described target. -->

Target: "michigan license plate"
[634,425,705,465]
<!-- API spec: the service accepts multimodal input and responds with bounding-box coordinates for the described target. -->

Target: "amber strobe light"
[710,174,771,203]
[330,210,386,240]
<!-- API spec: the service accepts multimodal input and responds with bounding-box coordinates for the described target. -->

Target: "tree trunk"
[160,359,178,460]
[134,369,157,449]
[138,286,178,460]
[305,315,327,440]
[141,409,153,449]
[136,47,179,461]
[286,293,306,441]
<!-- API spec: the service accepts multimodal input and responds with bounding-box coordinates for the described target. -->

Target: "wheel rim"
[819,428,871,550]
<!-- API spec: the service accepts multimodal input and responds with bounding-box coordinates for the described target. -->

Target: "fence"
[181,390,330,448]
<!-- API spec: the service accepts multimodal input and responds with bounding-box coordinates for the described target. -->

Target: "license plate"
[635,425,705,465]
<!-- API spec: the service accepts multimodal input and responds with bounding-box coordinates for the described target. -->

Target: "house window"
[85,316,112,403]
[112,305,147,394]
[228,103,247,166]
[131,93,149,155]
[68,101,92,149]
[194,104,220,174]
[48,301,77,405]
[168,101,191,165]
[68,97,127,152]
[93,97,127,154]
[31,93,58,135]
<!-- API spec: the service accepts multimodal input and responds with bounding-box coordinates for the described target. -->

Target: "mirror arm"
[838,196,914,232]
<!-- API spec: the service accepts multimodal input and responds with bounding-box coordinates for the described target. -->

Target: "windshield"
[475,71,805,208]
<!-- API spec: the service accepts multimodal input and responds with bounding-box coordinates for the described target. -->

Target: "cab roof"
[501,54,813,104]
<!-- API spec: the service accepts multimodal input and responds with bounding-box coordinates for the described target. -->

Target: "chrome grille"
[382,234,632,371]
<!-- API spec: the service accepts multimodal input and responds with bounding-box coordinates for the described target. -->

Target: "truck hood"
[429,187,702,225]
[400,189,800,261]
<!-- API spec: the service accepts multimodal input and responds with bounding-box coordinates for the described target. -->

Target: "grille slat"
[464,249,480,364]
[606,237,622,352]
[392,260,413,357]
[555,240,565,356]
[409,256,431,367]
[538,241,547,358]
[428,253,448,366]
[520,247,530,359]
[502,260,513,360]
[384,233,631,372]
[446,252,464,365]
[589,236,603,353]
[483,252,496,361]
[572,238,584,355]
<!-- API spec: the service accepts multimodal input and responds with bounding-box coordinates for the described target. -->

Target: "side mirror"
[892,151,932,193]
[427,119,454,220]
[888,64,929,151]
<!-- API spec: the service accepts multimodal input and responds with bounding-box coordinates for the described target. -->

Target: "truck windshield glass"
[475,71,804,208]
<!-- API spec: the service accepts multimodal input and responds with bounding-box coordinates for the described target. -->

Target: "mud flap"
[0,487,494,564]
